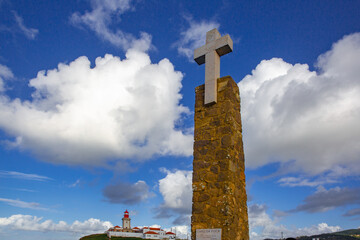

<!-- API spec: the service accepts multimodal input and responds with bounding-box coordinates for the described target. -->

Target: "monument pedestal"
[191,76,249,240]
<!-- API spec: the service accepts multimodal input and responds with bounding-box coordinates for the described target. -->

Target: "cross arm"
[194,34,233,65]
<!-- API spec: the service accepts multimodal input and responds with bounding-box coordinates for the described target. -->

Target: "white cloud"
[0,198,49,211]
[155,169,192,224]
[0,170,52,181]
[278,177,322,187]
[12,188,37,193]
[0,214,112,234]
[278,176,336,187]
[291,223,341,239]
[70,0,151,51]
[0,64,13,92]
[158,169,192,211]
[291,186,360,213]
[150,224,161,228]
[12,11,39,40]
[0,49,193,167]
[68,179,81,188]
[103,180,153,204]
[137,224,161,229]
[174,18,220,60]
[277,165,356,188]
[343,208,360,217]
[239,32,360,174]
[248,203,341,240]
[249,204,278,236]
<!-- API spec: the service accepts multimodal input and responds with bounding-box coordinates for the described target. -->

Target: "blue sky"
[0,0,360,239]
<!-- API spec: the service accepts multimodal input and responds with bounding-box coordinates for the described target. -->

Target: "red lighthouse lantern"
[124,210,129,218]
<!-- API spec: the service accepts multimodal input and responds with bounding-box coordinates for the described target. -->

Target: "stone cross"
[194,28,233,105]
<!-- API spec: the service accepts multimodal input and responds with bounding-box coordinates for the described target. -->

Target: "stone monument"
[191,29,249,240]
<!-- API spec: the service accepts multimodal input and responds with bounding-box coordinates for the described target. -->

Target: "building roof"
[114,226,121,228]
[166,232,175,235]
[149,227,161,231]
[133,227,140,229]
[144,231,159,235]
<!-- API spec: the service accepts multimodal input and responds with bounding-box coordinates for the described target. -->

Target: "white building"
[107,210,176,239]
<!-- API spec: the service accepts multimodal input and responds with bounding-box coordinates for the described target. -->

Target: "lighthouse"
[106,210,177,239]
[122,210,131,230]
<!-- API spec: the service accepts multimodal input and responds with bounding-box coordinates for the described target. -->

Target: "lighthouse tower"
[122,210,131,230]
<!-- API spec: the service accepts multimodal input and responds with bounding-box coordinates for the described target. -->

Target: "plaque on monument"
[196,229,222,240]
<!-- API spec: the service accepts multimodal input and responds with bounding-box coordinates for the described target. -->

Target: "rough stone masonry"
[191,29,249,240]
[191,77,249,240]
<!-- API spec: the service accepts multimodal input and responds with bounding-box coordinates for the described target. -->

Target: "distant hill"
[264,228,360,240]
[297,228,360,240]
[79,233,142,240]
[336,229,360,236]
